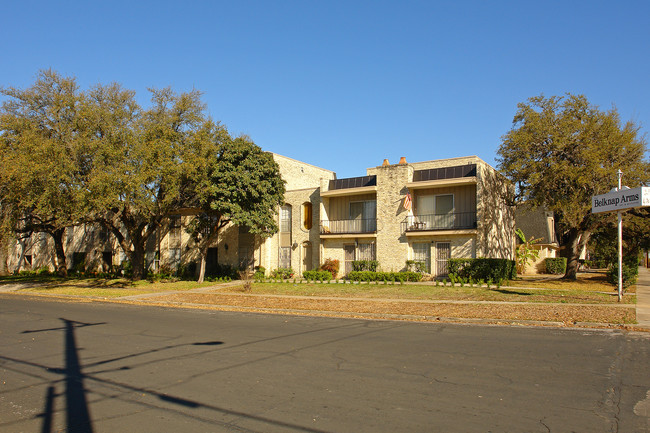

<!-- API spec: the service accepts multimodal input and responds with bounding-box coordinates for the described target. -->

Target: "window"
[279,247,291,269]
[170,248,181,269]
[349,201,377,232]
[416,194,454,229]
[169,215,181,243]
[343,242,376,274]
[357,243,376,261]
[302,202,313,230]
[280,205,292,232]
[412,243,431,273]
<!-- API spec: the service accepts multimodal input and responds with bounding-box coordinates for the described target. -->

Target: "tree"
[0,70,88,276]
[183,131,285,283]
[85,85,211,280]
[498,94,648,279]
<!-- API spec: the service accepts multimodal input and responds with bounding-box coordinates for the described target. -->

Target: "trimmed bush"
[405,260,427,273]
[544,257,567,274]
[303,270,333,281]
[447,258,516,282]
[352,260,379,272]
[347,271,422,282]
[270,268,294,279]
[320,258,340,279]
[607,262,638,289]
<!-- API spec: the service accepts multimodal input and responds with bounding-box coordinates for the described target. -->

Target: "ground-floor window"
[357,243,376,261]
[435,242,451,277]
[412,243,431,273]
[169,248,181,270]
[343,242,376,274]
[279,247,291,269]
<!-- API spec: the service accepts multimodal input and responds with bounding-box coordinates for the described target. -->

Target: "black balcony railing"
[321,219,377,234]
[402,212,477,232]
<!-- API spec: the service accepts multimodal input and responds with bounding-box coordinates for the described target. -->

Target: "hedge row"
[544,257,566,274]
[346,271,423,282]
[447,258,516,282]
[302,270,334,281]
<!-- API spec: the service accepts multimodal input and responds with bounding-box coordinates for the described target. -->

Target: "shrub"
[405,260,427,273]
[253,266,266,280]
[544,257,567,275]
[270,268,294,279]
[352,260,379,272]
[303,270,332,281]
[320,258,340,278]
[607,262,638,289]
[447,258,516,282]
[346,271,422,282]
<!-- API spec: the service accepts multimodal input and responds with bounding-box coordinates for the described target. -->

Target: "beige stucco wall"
[475,161,515,259]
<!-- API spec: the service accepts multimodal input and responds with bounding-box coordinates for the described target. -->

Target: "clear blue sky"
[2,0,648,178]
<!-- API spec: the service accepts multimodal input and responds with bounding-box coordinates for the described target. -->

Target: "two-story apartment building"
[318,156,514,276]
[4,154,514,278]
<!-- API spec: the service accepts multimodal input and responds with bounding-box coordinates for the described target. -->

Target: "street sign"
[591,186,650,214]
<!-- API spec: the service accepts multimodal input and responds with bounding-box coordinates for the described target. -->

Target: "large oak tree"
[498,94,648,279]
[0,70,88,276]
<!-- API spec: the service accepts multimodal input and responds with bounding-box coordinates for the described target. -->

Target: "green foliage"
[498,93,648,278]
[319,258,340,279]
[607,262,638,289]
[515,228,541,274]
[303,270,332,281]
[447,258,516,283]
[270,268,294,279]
[253,266,266,280]
[544,258,567,274]
[352,260,379,272]
[346,271,422,282]
[405,260,427,273]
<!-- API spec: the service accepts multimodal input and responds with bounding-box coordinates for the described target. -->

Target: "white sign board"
[591,186,650,213]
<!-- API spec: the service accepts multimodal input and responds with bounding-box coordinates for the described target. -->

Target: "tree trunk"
[198,254,206,283]
[52,228,68,277]
[561,229,581,280]
[131,241,146,280]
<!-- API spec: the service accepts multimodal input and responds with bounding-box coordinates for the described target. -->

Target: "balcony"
[402,212,477,233]
[321,219,377,235]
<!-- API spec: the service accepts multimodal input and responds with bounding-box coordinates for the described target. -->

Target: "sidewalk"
[636,267,650,329]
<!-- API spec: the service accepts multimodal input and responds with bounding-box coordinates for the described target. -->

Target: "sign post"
[591,173,650,301]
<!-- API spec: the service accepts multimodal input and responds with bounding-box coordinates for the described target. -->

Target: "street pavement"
[1,295,649,432]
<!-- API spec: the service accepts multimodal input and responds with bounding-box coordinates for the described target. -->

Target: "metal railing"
[321,219,377,234]
[402,212,477,232]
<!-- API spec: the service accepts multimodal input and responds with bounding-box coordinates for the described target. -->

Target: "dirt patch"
[147,293,635,324]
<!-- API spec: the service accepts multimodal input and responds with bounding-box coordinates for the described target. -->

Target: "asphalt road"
[1,295,649,433]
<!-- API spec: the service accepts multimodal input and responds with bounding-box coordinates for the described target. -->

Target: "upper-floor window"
[416,194,454,229]
[169,215,181,242]
[350,201,377,232]
[302,202,313,230]
[280,205,292,232]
